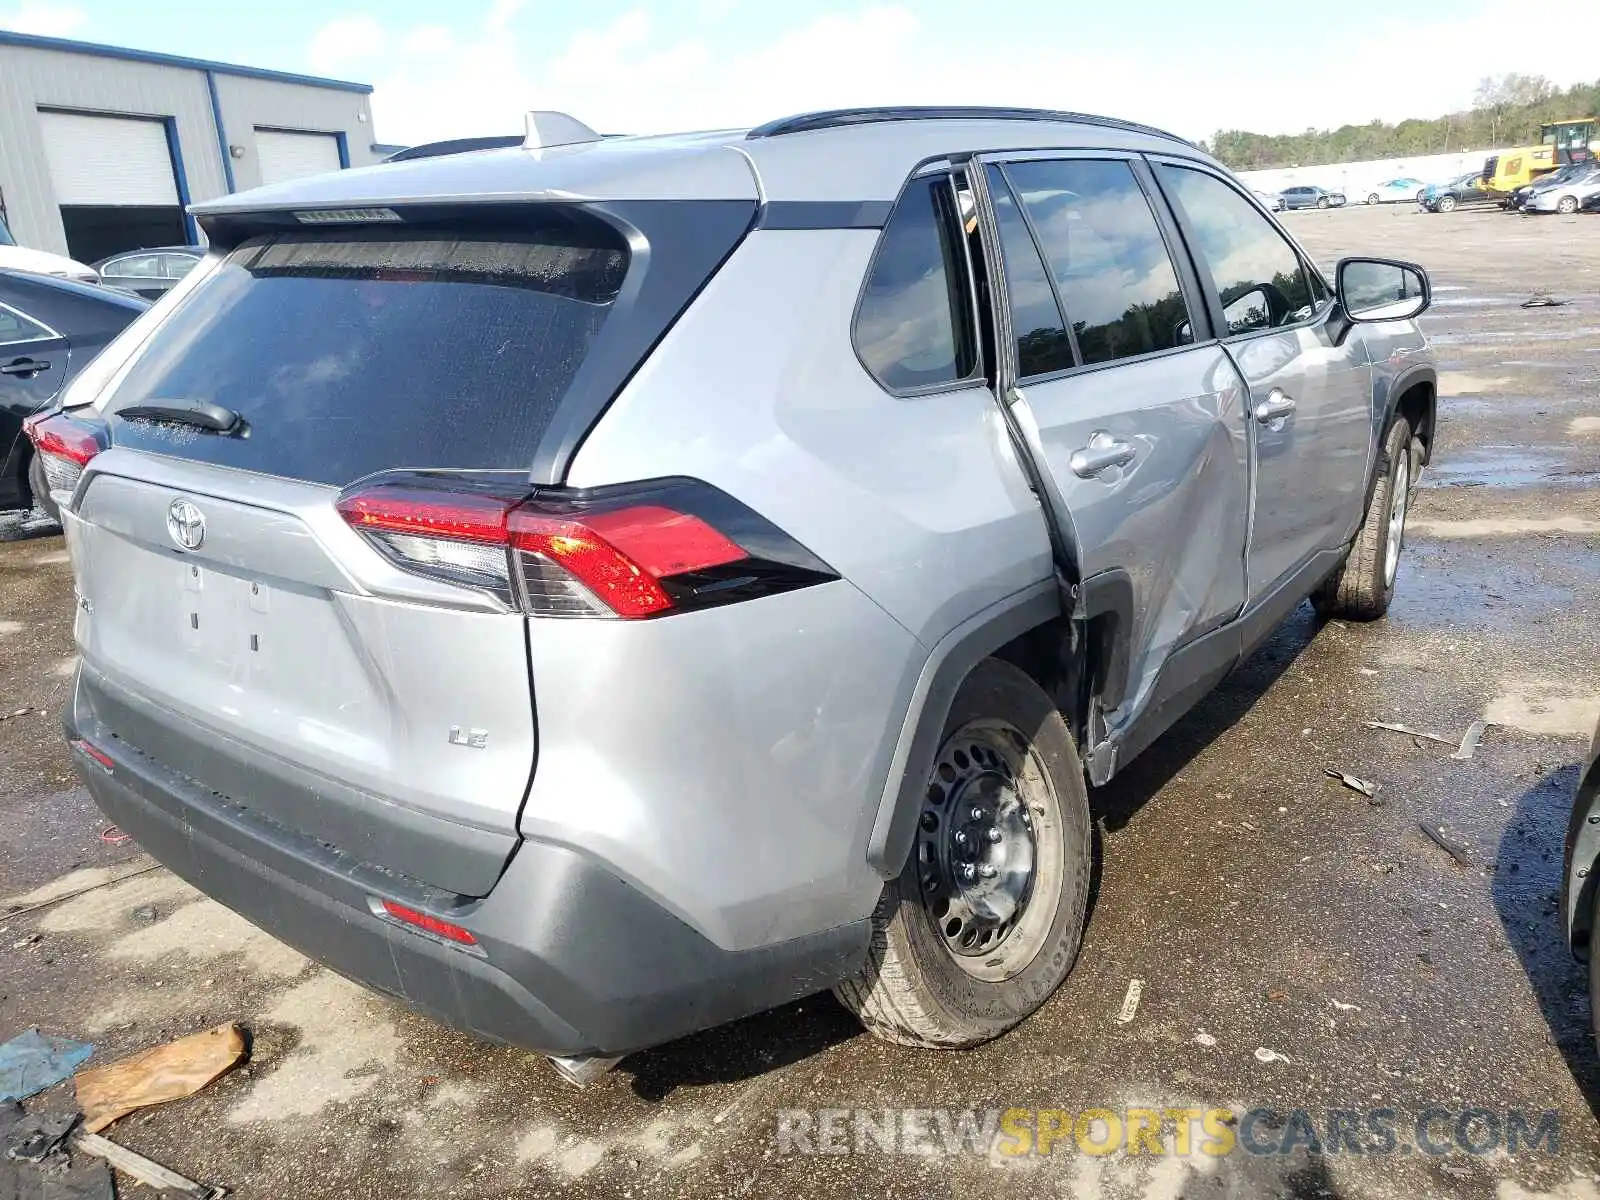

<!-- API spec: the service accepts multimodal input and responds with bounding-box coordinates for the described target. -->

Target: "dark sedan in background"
[1,270,146,521]
[1279,185,1347,210]
[92,246,203,300]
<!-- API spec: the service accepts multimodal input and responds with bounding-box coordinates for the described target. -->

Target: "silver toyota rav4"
[35,107,1435,1084]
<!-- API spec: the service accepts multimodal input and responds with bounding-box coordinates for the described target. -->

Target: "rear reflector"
[378,899,478,946]
[24,411,104,500]
[69,738,115,772]
[337,474,835,619]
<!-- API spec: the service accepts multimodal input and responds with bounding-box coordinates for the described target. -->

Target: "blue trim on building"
[334,130,351,169]
[0,29,373,94]
[204,70,236,193]
[161,116,199,243]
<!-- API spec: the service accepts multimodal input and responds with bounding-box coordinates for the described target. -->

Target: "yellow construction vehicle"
[1482,119,1599,196]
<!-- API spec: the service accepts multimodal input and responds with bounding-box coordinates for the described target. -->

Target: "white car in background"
[1254,190,1284,212]
[1526,175,1600,214]
[1356,177,1427,205]
[0,216,99,284]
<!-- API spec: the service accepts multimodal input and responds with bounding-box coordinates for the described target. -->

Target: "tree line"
[1205,74,1600,171]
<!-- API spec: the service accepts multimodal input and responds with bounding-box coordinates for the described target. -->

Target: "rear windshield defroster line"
[102,202,757,488]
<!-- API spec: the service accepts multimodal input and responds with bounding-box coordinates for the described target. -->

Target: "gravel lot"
[2,202,1599,1200]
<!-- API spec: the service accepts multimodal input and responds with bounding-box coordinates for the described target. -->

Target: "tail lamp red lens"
[24,411,104,499]
[378,899,478,946]
[69,737,115,772]
[336,475,834,620]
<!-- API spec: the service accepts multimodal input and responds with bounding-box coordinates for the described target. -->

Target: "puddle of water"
[1424,447,1600,489]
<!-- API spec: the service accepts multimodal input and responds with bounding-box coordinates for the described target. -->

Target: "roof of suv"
[193,107,1210,217]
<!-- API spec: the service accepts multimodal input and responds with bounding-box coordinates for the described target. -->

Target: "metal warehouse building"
[0,30,390,263]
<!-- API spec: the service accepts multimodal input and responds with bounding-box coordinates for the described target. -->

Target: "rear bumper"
[66,679,868,1058]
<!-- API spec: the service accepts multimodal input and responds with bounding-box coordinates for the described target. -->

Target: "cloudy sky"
[3,0,1597,147]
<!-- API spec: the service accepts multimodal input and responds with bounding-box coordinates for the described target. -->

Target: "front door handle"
[1069,432,1137,478]
[0,358,50,377]
[1254,390,1297,424]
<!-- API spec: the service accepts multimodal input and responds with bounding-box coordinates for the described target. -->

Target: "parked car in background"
[1,270,145,521]
[1357,177,1426,205]
[1508,160,1600,211]
[1526,172,1600,214]
[1279,185,1346,210]
[1419,172,1497,213]
[1253,190,1284,212]
[93,246,204,299]
[0,215,99,285]
[39,106,1435,1084]
[1508,161,1600,211]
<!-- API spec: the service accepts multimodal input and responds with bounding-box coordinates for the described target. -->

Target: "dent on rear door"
[1015,346,1250,713]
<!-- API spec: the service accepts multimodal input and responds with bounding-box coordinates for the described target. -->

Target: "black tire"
[1313,417,1413,621]
[1591,884,1600,1048]
[1416,189,1426,204]
[834,658,1092,1048]
[1317,196,1331,209]
[26,452,61,525]
[1438,194,1458,213]
[1366,193,1380,205]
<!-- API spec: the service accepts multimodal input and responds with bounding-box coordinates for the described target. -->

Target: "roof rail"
[385,135,521,163]
[747,106,1194,148]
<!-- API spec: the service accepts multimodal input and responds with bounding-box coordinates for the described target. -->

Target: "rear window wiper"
[117,399,243,434]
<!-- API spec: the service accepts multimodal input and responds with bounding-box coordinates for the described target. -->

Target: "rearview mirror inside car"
[1337,257,1431,323]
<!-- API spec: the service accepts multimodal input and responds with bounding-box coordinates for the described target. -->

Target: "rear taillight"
[24,410,104,500]
[336,473,836,619]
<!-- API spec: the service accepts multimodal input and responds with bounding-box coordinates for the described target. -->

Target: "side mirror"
[1336,257,1431,322]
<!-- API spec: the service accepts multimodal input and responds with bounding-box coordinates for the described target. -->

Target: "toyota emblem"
[166,499,206,551]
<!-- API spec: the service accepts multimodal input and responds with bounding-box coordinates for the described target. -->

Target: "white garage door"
[39,111,178,206]
[255,130,342,186]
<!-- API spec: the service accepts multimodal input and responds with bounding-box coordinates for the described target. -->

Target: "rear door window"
[1001,158,1193,366]
[986,166,1074,378]
[854,178,979,392]
[0,304,52,346]
[104,222,630,485]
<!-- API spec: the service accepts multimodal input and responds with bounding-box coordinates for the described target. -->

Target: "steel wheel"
[915,723,1062,982]
[1384,444,1410,587]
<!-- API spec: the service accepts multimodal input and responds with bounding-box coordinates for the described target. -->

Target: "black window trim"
[849,166,988,399]
[1146,154,1336,346]
[975,148,1215,386]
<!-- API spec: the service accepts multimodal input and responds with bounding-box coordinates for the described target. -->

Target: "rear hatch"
[64,202,752,895]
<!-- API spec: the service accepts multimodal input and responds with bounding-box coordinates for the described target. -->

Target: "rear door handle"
[1254,390,1297,423]
[1069,432,1137,478]
[0,358,50,377]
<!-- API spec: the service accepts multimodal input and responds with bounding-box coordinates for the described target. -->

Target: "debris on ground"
[1194,1032,1217,1047]
[1450,720,1490,761]
[4,1110,79,1162]
[1363,720,1452,745]
[75,1131,226,1199]
[0,707,33,721]
[0,1030,95,1103]
[1266,989,1288,1003]
[1324,768,1380,799]
[1419,822,1474,869]
[11,933,42,949]
[1254,1047,1291,1065]
[1331,999,1361,1012]
[74,1023,246,1134]
[98,826,131,846]
[1113,979,1143,1025]
[1521,295,1566,308]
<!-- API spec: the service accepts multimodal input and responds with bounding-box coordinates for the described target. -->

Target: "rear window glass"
[104,225,629,485]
